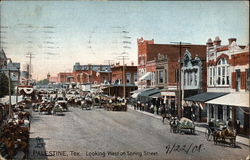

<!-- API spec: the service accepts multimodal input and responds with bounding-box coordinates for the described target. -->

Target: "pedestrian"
[191,113,195,122]
[137,101,140,110]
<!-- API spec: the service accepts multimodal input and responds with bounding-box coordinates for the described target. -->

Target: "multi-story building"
[0,49,20,87]
[181,49,207,121]
[57,72,74,83]
[0,49,7,69]
[137,38,155,89]
[204,37,249,135]
[104,65,137,97]
[73,63,111,85]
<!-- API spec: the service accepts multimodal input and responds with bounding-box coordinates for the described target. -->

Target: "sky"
[0,1,249,80]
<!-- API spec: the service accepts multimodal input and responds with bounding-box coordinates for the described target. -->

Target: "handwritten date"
[166,143,205,154]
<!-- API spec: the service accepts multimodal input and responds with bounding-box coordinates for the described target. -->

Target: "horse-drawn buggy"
[55,97,68,112]
[51,103,64,115]
[111,102,127,111]
[205,120,236,147]
[170,117,195,134]
[81,97,92,110]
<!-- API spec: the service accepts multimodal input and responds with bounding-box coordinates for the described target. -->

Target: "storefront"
[184,92,228,122]
[206,92,249,136]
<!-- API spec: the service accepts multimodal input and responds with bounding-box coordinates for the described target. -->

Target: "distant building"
[0,49,20,87]
[57,72,74,83]
[103,65,138,97]
[0,49,7,69]
[72,63,111,85]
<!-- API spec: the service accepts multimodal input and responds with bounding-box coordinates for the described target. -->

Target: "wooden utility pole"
[170,42,191,118]
[104,60,114,96]
[26,52,34,85]
[123,56,125,99]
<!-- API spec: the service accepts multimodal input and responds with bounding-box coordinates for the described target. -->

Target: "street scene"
[0,1,249,160]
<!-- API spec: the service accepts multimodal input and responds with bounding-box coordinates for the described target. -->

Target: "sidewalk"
[127,105,249,146]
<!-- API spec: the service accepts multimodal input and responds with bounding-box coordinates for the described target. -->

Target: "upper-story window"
[126,73,131,84]
[216,58,229,86]
[194,72,197,86]
[246,69,250,90]
[134,72,137,82]
[158,70,164,83]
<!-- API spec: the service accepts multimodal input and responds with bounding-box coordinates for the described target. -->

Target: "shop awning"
[130,88,153,94]
[139,72,152,81]
[184,92,228,103]
[150,92,161,98]
[205,92,249,108]
[139,88,160,97]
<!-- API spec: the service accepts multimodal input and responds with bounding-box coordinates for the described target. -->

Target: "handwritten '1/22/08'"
[166,143,205,154]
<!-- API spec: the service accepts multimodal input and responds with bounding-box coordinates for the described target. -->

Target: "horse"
[169,117,179,133]
[81,98,92,110]
[213,128,237,146]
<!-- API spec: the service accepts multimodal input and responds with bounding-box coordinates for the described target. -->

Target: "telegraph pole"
[104,59,114,96]
[170,41,191,118]
[26,52,34,85]
[123,56,125,99]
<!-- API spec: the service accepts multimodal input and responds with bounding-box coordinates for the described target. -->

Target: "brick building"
[204,37,249,135]
[137,38,155,89]
[57,72,74,83]
[103,65,137,97]
[137,38,207,117]
[72,63,111,85]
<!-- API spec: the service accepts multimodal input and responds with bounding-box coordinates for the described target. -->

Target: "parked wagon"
[178,117,195,134]
[170,117,195,134]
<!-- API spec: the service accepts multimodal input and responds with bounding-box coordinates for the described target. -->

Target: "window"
[159,70,164,83]
[216,58,229,86]
[209,67,212,86]
[134,72,137,82]
[236,69,241,91]
[194,73,197,86]
[126,73,131,84]
[190,72,193,85]
[247,69,250,90]
[184,71,186,86]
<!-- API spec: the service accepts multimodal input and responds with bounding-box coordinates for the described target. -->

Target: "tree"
[0,72,9,98]
[37,79,49,85]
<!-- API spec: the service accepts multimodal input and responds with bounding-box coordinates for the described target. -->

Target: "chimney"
[206,38,213,47]
[228,38,237,45]
[213,36,221,46]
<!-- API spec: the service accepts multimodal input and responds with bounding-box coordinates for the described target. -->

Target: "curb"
[128,106,250,147]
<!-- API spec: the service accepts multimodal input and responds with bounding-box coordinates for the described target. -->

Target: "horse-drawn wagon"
[205,120,237,147]
[170,117,195,134]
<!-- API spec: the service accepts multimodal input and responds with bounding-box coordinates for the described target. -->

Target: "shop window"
[211,105,214,118]
[218,105,223,120]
